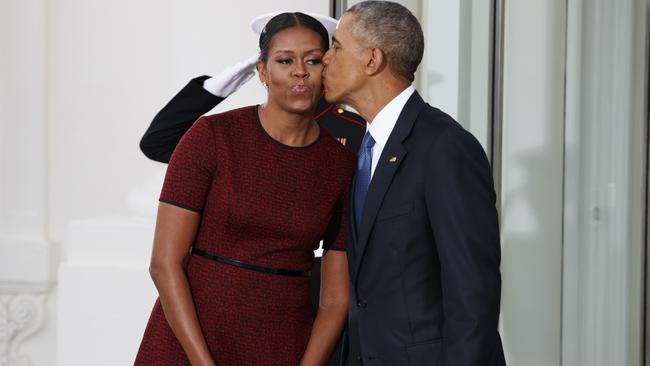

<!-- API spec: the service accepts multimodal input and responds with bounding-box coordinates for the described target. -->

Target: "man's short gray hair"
[347,1,424,82]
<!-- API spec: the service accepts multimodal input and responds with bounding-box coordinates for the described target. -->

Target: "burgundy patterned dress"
[134,106,355,365]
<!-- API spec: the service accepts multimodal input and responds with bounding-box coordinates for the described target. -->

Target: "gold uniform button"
[336,107,345,114]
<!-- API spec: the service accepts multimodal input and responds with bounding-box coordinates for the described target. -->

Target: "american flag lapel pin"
[389,156,398,163]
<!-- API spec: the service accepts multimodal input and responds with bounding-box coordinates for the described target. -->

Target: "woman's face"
[258,26,325,115]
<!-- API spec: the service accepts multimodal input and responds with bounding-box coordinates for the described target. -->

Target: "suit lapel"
[353,92,425,283]
[347,173,359,279]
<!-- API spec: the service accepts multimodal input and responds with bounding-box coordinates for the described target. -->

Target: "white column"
[500,1,566,365]
[0,0,47,239]
[420,0,460,120]
[0,0,58,365]
[562,0,647,365]
[58,218,157,366]
[457,0,492,152]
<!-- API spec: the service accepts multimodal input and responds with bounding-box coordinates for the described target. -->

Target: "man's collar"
[367,85,416,149]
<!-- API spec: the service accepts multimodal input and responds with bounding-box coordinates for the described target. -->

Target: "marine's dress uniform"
[134,106,355,365]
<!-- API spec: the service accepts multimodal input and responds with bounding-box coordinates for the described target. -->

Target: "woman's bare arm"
[148,202,215,366]
[300,250,350,366]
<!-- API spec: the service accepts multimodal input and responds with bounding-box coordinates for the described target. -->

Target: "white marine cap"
[250,12,338,45]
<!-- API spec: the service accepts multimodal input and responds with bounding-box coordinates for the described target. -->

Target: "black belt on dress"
[191,247,310,277]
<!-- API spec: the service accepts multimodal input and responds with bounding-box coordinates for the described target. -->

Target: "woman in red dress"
[134,13,354,366]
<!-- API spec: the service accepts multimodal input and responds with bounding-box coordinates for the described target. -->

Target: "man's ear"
[365,47,386,76]
[257,60,267,85]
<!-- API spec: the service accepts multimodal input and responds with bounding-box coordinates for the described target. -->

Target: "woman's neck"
[258,102,319,147]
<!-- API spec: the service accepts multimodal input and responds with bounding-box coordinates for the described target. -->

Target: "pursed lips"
[290,84,312,94]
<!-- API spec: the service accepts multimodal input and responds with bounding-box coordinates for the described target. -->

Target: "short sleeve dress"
[134,105,356,365]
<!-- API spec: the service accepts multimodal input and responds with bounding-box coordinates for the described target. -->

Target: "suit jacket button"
[357,355,363,363]
[357,300,367,308]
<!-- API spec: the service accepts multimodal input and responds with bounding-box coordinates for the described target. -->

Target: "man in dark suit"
[322,2,505,365]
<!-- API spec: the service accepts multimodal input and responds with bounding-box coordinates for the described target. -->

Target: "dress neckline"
[254,105,322,150]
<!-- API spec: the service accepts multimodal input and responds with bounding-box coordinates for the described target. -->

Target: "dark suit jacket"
[346,91,505,366]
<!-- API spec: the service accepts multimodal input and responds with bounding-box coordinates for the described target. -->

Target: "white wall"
[0,0,58,365]
[47,0,329,242]
[499,1,566,365]
[457,0,492,152]
[420,0,459,120]
[0,0,48,240]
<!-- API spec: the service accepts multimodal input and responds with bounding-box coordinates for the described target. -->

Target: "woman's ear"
[256,60,267,85]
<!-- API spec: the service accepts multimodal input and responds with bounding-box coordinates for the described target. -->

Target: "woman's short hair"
[259,12,330,62]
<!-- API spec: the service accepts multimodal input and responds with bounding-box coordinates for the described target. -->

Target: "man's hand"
[203,54,258,97]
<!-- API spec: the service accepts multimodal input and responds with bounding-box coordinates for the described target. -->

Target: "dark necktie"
[354,132,375,227]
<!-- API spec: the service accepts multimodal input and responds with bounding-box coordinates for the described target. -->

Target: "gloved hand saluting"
[203,54,259,97]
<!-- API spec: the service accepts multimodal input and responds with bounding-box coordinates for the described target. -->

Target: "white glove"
[203,54,259,97]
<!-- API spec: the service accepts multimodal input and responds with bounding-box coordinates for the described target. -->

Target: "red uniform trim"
[314,103,334,120]
[332,109,366,129]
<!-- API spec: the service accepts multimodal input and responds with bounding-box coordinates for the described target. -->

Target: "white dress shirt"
[367,85,416,179]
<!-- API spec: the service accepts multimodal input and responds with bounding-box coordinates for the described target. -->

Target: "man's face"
[322,13,368,106]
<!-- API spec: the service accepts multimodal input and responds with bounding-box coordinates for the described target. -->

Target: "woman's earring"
[262,81,268,88]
